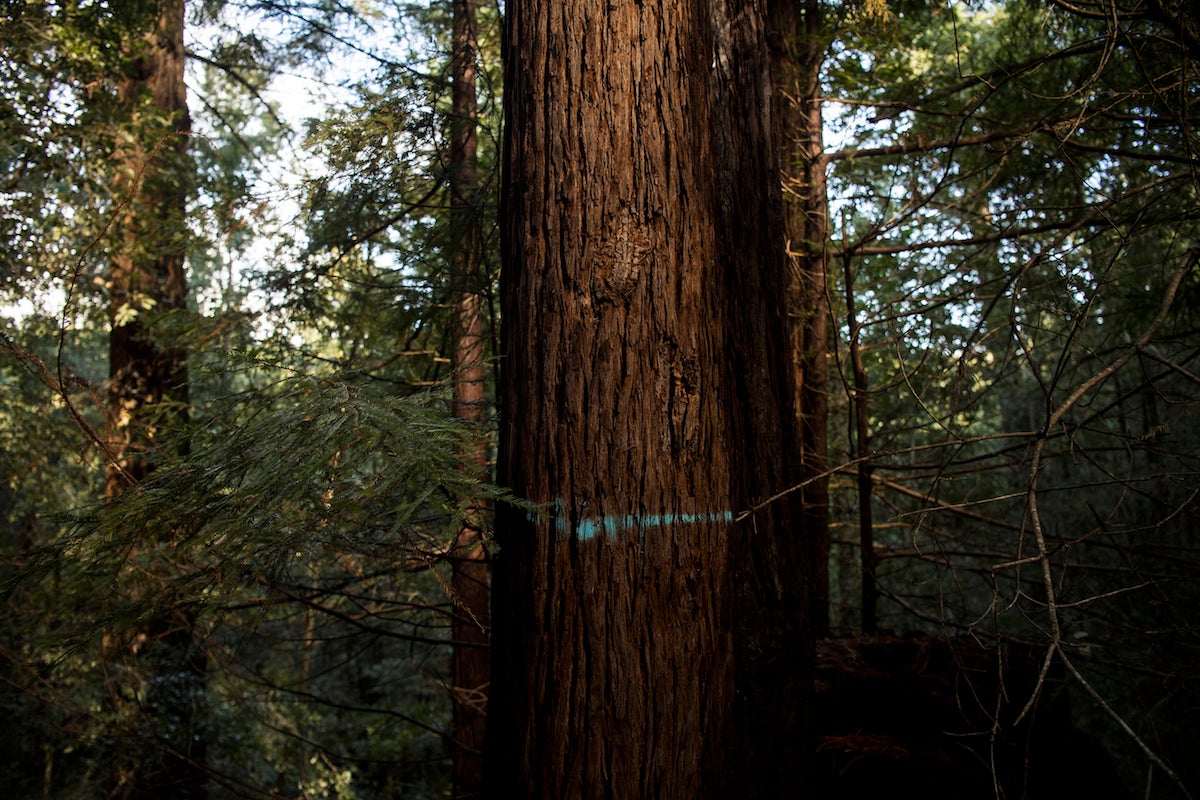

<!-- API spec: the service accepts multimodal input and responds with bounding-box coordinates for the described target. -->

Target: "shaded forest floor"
[814,635,1127,798]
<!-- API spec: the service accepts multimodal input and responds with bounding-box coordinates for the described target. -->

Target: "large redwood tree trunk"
[447,0,490,796]
[487,1,811,796]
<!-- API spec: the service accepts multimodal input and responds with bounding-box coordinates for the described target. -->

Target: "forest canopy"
[1,0,1197,797]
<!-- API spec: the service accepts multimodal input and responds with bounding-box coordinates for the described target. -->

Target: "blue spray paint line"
[529,500,733,541]
[571,510,734,541]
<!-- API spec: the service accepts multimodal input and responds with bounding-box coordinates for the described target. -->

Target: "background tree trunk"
[841,252,877,634]
[715,2,814,790]
[487,1,811,796]
[106,0,190,498]
[103,2,204,797]
[448,0,490,796]
[770,0,832,638]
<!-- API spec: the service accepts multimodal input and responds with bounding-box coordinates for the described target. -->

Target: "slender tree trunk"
[487,1,810,796]
[103,2,204,797]
[447,0,490,796]
[842,252,877,634]
[769,0,832,637]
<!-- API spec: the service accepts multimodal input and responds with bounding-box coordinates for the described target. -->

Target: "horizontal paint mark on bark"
[565,510,734,541]
[527,503,734,541]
